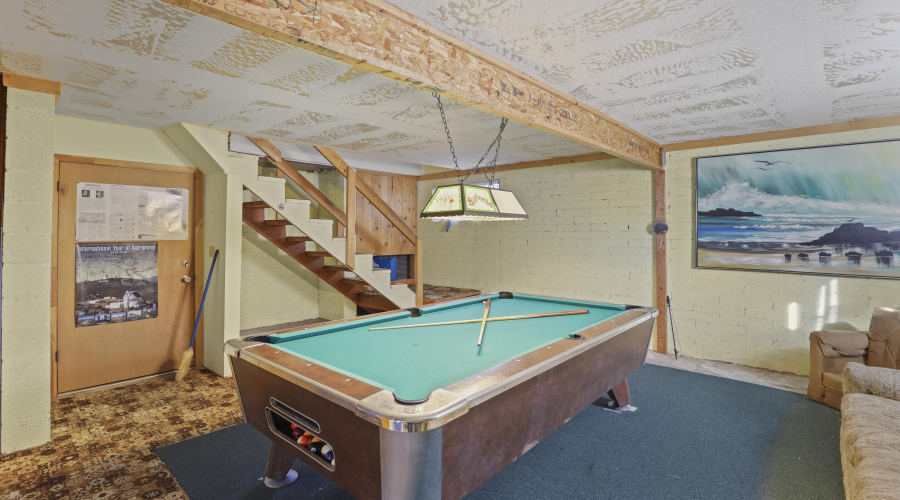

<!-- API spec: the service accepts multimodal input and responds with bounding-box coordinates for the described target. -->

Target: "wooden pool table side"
[440,314,654,498]
[226,294,657,500]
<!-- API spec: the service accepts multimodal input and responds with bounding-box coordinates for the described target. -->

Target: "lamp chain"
[433,92,508,186]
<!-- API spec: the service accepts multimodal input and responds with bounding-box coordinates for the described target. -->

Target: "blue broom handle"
[189,249,219,349]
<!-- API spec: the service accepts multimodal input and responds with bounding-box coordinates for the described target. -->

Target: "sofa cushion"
[840,393,900,500]
[823,372,843,393]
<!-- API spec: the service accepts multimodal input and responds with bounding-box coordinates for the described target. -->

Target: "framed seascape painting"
[695,139,900,279]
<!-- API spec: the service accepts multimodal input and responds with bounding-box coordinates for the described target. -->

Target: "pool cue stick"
[176,249,219,382]
[476,299,492,346]
[369,309,589,331]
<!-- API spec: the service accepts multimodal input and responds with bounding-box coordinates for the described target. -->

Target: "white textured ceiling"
[386,0,900,144]
[2,0,898,167]
[0,0,597,169]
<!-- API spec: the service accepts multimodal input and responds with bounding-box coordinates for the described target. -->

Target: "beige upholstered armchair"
[808,307,900,409]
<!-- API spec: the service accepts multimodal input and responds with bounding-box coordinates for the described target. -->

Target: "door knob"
[181,276,193,283]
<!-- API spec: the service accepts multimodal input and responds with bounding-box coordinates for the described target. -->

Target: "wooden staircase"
[239,139,422,311]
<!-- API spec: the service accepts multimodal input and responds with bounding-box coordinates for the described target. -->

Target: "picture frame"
[695,139,900,279]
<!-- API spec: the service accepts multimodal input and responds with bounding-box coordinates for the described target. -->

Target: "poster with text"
[76,182,189,241]
[75,243,159,327]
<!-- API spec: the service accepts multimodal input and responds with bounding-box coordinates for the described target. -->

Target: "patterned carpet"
[0,370,242,500]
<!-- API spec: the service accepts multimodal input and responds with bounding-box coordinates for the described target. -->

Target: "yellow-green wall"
[418,159,655,311]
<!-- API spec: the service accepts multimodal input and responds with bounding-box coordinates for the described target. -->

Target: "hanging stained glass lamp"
[421,92,528,221]
[421,184,527,220]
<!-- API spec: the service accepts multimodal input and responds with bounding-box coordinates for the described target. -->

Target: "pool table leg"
[607,378,631,408]
[263,440,299,489]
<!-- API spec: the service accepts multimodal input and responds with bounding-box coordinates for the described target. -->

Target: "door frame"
[51,154,205,396]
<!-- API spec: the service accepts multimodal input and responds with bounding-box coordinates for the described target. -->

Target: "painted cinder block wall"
[665,125,900,375]
[1,88,56,453]
[417,159,657,317]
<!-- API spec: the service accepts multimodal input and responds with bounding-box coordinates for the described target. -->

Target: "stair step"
[324,264,350,272]
[285,237,312,243]
[263,219,293,226]
[342,277,374,291]
[243,201,268,208]
[305,251,331,258]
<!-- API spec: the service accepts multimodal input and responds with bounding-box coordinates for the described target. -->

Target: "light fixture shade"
[421,184,528,220]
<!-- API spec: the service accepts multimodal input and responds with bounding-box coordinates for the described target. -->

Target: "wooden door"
[56,159,199,393]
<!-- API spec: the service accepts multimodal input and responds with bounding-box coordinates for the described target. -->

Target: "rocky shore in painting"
[698,207,762,217]
[803,222,900,246]
[697,221,900,275]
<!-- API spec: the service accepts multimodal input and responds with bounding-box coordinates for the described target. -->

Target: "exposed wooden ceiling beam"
[161,0,662,169]
[417,152,616,181]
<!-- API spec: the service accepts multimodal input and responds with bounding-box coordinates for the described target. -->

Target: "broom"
[176,249,219,381]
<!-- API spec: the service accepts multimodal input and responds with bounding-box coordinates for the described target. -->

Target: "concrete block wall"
[1,88,56,453]
[241,225,320,330]
[417,159,655,310]
[318,284,356,321]
[665,125,900,375]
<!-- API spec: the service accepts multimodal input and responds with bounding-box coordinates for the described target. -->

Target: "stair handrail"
[249,138,348,230]
[314,146,423,307]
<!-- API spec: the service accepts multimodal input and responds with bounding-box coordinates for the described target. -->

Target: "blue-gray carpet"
[156,364,843,499]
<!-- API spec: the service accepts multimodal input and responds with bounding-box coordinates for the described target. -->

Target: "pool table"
[226,292,657,500]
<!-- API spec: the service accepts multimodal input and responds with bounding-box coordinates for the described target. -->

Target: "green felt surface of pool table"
[268,294,627,401]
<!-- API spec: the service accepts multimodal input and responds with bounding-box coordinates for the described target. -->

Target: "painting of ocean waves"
[695,140,900,278]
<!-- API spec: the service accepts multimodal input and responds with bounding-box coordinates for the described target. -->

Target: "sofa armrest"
[842,362,900,402]
[810,330,869,358]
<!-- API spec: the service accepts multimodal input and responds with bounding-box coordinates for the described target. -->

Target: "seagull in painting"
[755,160,789,166]
[847,218,856,222]
[756,167,772,171]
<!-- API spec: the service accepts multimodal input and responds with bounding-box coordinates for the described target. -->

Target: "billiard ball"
[291,428,302,439]
[320,444,334,462]
[290,423,300,430]
[298,432,312,446]
[307,439,323,455]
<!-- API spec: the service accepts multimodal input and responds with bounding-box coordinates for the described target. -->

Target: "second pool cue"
[476,299,491,346]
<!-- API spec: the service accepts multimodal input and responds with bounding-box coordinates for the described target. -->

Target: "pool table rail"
[225,302,658,433]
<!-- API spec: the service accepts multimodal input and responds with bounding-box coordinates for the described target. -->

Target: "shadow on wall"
[241,225,319,288]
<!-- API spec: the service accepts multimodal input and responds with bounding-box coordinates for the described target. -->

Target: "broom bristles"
[175,347,194,381]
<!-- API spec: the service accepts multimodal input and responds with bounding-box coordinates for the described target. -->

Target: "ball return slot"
[265,404,336,471]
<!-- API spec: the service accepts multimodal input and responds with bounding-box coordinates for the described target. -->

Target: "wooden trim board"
[417,152,617,181]
[51,158,60,396]
[2,73,61,101]
[161,0,662,169]
[192,171,205,370]
[1,85,6,228]
[663,115,900,152]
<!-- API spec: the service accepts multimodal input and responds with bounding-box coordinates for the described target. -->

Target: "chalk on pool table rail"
[405,307,421,317]
[498,291,514,299]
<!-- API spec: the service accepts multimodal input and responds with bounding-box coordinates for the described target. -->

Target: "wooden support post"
[414,236,424,307]
[345,167,356,269]
[654,170,668,354]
